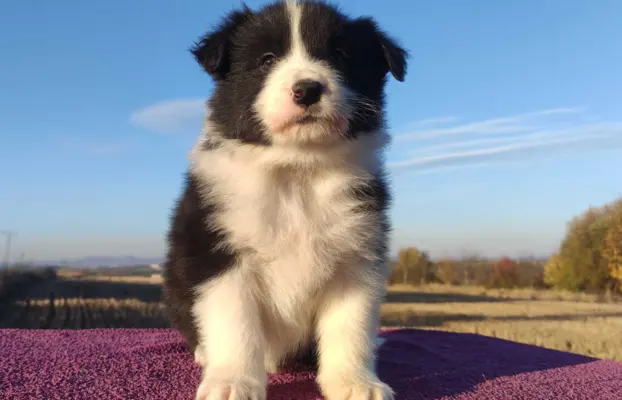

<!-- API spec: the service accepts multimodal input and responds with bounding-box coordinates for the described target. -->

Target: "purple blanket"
[1,328,621,399]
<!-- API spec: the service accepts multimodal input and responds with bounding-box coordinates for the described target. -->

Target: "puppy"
[162,1,407,399]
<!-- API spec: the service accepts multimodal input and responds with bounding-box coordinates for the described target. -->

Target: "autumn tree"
[544,253,566,288]
[488,257,519,288]
[453,253,488,286]
[603,206,622,291]
[515,257,546,288]
[394,247,435,285]
[435,259,458,285]
[546,198,622,292]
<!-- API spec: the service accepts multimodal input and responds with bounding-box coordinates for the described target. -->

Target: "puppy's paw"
[194,346,207,368]
[195,375,266,400]
[318,375,394,400]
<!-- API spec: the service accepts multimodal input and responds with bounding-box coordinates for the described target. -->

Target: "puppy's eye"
[260,53,277,70]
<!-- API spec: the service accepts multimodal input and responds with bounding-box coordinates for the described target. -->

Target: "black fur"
[352,173,392,266]
[189,0,407,144]
[163,0,404,367]
[299,2,407,138]
[162,173,236,354]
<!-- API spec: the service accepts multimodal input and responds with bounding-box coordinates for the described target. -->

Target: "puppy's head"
[192,0,407,146]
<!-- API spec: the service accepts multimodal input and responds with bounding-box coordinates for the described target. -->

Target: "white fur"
[190,129,393,400]
[189,2,394,399]
[253,0,355,145]
[193,266,267,400]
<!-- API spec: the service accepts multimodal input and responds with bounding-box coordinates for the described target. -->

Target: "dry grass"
[4,297,167,329]
[2,276,622,361]
[0,277,167,329]
[384,284,622,361]
[79,273,164,284]
[389,283,622,303]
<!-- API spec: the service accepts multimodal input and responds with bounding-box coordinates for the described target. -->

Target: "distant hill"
[30,256,164,268]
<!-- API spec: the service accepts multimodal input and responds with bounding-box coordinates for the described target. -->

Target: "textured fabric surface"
[1,328,621,399]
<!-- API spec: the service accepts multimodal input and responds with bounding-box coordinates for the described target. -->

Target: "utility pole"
[1,230,17,270]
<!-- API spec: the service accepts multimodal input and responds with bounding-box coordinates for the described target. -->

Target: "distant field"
[2,275,622,361]
[383,284,622,361]
[0,277,167,329]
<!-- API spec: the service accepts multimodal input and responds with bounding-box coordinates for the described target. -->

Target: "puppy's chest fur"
[193,147,385,320]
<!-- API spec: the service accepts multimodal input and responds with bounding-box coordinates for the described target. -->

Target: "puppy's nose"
[292,80,324,106]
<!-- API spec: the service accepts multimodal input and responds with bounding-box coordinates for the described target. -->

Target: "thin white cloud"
[130,98,207,134]
[409,116,458,128]
[406,131,557,156]
[396,107,583,141]
[391,132,614,169]
[390,108,622,172]
[393,162,492,177]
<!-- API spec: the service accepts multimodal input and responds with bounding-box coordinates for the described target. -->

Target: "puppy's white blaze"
[286,0,303,54]
[253,0,353,144]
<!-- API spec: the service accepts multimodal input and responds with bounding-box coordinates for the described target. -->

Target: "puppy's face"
[192,1,407,146]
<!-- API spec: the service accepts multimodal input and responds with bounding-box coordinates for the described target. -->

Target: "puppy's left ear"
[190,5,253,80]
[378,31,408,82]
[354,18,408,82]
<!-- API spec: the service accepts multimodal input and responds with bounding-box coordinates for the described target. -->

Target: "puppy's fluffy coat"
[162,1,408,399]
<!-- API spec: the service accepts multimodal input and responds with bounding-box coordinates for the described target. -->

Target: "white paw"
[194,346,207,367]
[195,376,266,400]
[318,375,394,400]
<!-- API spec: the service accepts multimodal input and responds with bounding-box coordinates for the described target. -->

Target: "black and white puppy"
[163,1,407,399]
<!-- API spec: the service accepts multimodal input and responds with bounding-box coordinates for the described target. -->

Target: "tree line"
[390,196,622,293]
[388,248,547,289]
[544,197,622,293]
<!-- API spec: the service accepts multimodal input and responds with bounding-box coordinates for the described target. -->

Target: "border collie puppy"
[163,1,407,399]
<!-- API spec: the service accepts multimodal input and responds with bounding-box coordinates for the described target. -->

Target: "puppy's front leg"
[316,267,394,400]
[192,269,267,400]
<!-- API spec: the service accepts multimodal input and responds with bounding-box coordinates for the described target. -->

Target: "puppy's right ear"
[190,5,253,80]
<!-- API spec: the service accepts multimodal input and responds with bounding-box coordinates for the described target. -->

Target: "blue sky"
[1,0,621,262]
